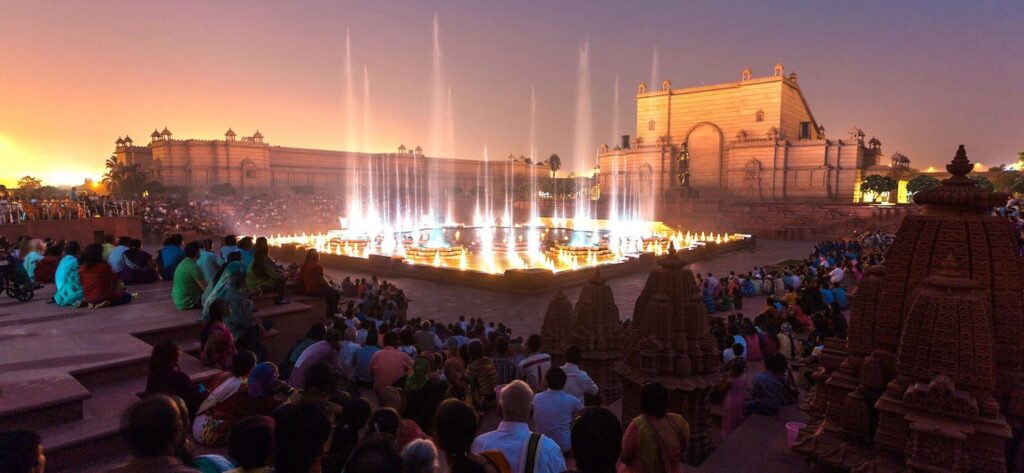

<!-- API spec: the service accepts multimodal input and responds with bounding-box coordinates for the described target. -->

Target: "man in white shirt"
[337,328,361,373]
[290,329,344,388]
[561,346,598,402]
[829,266,846,284]
[532,367,583,453]
[107,236,131,273]
[519,334,552,392]
[471,380,565,473]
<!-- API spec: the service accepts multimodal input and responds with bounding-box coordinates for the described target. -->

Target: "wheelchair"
[0,255,35,302]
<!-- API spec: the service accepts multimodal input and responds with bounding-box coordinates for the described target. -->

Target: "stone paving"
[326,239,812,336]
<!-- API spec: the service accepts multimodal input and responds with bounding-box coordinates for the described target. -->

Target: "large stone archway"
[685,123,724,191]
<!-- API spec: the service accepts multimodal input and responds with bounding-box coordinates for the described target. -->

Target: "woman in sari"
[619,382,690,473]
[34,242,61,284]
[120,239,158,285]
[53,241,84,307]
[201,252,247,321]
[245,238,287,305]
[191,351,257,447]
[199,305,235,370]
[21,238,44,284]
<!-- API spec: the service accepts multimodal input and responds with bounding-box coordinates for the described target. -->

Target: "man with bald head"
[471,380,565,473]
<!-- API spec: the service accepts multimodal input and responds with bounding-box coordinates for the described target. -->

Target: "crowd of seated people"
[138,196,347,238]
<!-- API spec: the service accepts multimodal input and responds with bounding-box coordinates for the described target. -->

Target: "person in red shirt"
[370,331,414,392]
[297,249,340,318]
[78,243,132,309]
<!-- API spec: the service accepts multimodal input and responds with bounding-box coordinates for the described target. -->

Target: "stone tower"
[540,290,575,367]
[795,145,1024,472]
[571,271,624,403]
[612,247,721,465]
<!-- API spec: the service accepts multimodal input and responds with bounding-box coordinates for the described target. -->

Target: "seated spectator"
[121,239,158,285]
[338,328,361,374]
[53,241,84,307]
[343,437,403,473]
[297,249,340,318]
[378,388,426,450]
[370,331,414,391]
[465,340,499,410]
[413,321,442,354]
[471,380,565,473]
[199,304,236,371]
[0,430,46,473]
[79,242,132,308]
[403,356,446,432]
[519,334,552,392]
[492,337,521,387]
[442,357,474,406]
[720,358,749,437]
[33,242,60,284]
[197,239,222,301]
[245,238,287,305]
[158,234,185,281]
[620,383,690,473]
[353,327,381,388]
[280,323,327,380]
[109,395,197,472]
[107,236,132,273]
[271,400,334,473]
[197,351,257,423]
[289,329,344,389]
[21,238,44,284]
[225,415,274,473]
[220,235,238,262]
[532,367,583,453]
[101,234,116,260]
[322,397,372,473]
[401,438,441,473]
[434,399,509,473]
[288,362,342,406]
[397,328,418,358]
[722,342,745,365]
[561,345,599,403]
[172,242,207,310]
[145,340,203,418]
[746,353,798,416]
[569,407,623,473]
[236,237,255,270]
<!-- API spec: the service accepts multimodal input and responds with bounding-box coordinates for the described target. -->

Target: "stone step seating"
[694,403,808,473]
[0,280,324,473]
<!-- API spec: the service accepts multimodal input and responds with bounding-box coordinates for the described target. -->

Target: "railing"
[0,200,138,224]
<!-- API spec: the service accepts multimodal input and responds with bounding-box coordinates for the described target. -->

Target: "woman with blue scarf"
[54,242,84,307]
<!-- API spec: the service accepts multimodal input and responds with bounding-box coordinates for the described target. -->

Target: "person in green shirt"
[245,237,288,305]
[172,241,207,310]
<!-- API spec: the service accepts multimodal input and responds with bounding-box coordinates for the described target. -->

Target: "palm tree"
[548,154,561,178]
[102,155,147,198]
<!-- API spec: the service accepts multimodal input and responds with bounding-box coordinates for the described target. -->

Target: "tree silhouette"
[548,154,561,178]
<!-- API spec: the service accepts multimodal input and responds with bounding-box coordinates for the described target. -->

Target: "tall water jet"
[362,66,371,152]
[650,46,659,91]
[345,28,357,151]
[529,85,538,224]
[572,39,593,225]
[430,12,445,156]
[444,86,455,224]
[611,75,620,145]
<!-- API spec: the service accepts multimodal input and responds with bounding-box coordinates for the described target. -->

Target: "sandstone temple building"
[598,63,894,202]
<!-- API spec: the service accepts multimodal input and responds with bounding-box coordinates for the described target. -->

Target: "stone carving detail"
[794,146,1021,472]
[540,290,575,366]
[571,271,624,403]
[613,248,720,465]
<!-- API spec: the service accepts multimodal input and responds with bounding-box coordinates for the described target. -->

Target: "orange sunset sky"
[1,0,1022,187]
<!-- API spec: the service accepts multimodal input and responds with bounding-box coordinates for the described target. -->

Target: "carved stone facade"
[794,145,1024,472]
[612,249,721,465]
[599,65,892,202]
[540,290,575,367]
[571,271,624,403]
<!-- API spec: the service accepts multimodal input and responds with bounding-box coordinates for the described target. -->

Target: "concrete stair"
[0,280,326,473]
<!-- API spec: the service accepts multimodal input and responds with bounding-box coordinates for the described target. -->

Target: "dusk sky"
[1,0,1022,187]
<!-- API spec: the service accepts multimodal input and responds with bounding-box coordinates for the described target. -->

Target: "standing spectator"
[561,345,598,402]
[532,367,583,453]
[519,334,552,392]
[471,380,565,473]
[619,383,690,473]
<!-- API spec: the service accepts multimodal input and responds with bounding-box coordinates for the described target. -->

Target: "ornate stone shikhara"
[795,146,1024,472]
[612,248,721,465]
[540,289,575,366]
[571,271,624,403]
